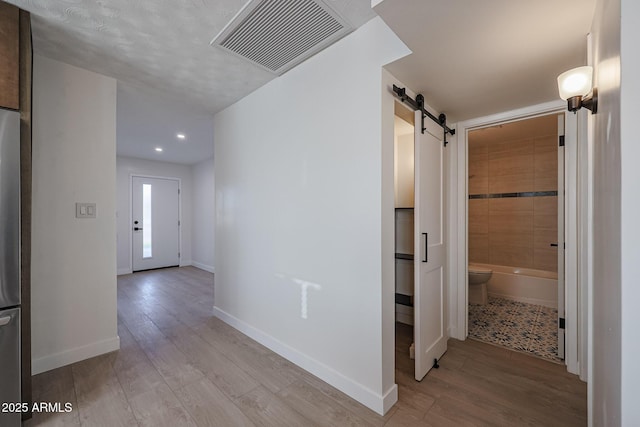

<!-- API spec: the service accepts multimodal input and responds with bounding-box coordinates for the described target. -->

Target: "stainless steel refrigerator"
[0,108,21,426]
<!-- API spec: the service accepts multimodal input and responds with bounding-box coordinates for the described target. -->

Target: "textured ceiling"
[375,0,597,121]
[5,0,376,114]
[5,0,599,160]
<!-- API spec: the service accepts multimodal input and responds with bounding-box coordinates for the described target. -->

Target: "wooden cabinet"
[0,2,20,110]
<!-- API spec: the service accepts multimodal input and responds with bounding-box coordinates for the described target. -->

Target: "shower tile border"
[469,191,558,199]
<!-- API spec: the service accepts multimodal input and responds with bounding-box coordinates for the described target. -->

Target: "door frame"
[129,174,183,272]
[451,99,588,377]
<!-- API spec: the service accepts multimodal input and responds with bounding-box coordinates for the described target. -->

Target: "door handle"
[422,233,428,263]
[550,243,559,247]
[134,227,143,231]
[0,316,11,326]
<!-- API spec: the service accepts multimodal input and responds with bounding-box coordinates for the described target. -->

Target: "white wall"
[619,0,640,424]
[31,55,119,374]
[588,0,640,424]
[116,156,193,274]
[213,17,409,414]
[191,156,215,272]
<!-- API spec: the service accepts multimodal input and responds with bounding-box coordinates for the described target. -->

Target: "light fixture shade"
[557,66,593,100]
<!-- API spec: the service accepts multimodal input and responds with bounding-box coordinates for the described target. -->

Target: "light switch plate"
[76,203,96,218]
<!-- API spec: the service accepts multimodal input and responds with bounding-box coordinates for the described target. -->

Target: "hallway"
[26,267,586,426]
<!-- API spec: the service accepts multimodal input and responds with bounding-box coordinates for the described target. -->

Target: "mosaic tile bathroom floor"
[468,297,562,363]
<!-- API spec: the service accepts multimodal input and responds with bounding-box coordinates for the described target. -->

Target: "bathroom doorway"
[465,113,565,363]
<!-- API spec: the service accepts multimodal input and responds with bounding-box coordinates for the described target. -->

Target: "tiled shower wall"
[468,120,559,273]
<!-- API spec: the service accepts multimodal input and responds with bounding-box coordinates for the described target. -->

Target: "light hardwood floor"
[25,266,586,426]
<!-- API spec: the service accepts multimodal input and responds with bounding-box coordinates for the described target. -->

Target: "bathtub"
[470,263,558,308]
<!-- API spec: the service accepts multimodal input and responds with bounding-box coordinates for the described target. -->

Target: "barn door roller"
[392,85,455,147]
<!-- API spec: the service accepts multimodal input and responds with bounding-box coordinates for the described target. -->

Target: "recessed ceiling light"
[155,147,163,152]
[176,133,186,140]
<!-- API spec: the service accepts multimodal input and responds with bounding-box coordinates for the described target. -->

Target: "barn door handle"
[422,233,428,262]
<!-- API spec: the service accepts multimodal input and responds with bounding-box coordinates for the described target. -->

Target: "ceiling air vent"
[211,0,352,75]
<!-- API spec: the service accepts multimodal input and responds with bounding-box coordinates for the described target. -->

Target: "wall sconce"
[557,66,598,114]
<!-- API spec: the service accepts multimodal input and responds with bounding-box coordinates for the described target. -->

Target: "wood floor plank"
[71,354,138,427]
[127,382,197,427]
[163,324,261,399]
[396,325,587,427]
[114,358,166,403]
[139,302,184,331]
[31,365,75,402]
[424,393,538,427]
[276,379,371,426]
[141,341,205,391]
[26,267,587,426]
[24,380,80,427]
[295,371,394,427]
[233,386,318,427]
[393,382,436,419]
[124,319,173,352]
[173,378,255,427]
[456,358,586,426]
[193,321,298,393]
[110,323,171,402]
[384,409,434,427]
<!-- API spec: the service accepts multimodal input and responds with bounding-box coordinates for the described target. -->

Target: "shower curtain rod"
[392,84,455,146]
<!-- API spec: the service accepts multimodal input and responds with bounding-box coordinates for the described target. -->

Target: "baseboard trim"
[191,261,215,273]
[117,268,132,276]
[448,325,459,340]
[32,335,120,375]
[382,384,399,414]
[213,307,393,415]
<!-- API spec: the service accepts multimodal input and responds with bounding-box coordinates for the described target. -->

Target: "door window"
[142,183,152,258]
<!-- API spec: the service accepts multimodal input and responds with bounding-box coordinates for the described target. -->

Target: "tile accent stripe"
[469,191,558,200]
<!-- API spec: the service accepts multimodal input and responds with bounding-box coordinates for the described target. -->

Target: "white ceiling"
[5,0,375,164]
[6,0,597,162]
[116,82,215,164]
[5,0,376,114]
[375,0,597,121]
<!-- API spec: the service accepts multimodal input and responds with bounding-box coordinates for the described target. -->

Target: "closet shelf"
[395,293,413,307]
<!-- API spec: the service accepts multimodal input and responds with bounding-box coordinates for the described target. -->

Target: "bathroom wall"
[468,114,560,273]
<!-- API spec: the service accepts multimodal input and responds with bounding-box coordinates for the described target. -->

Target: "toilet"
[468,264,493,305]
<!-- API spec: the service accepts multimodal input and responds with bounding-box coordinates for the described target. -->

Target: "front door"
[132,176,180,272]
[414,111,447,380]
